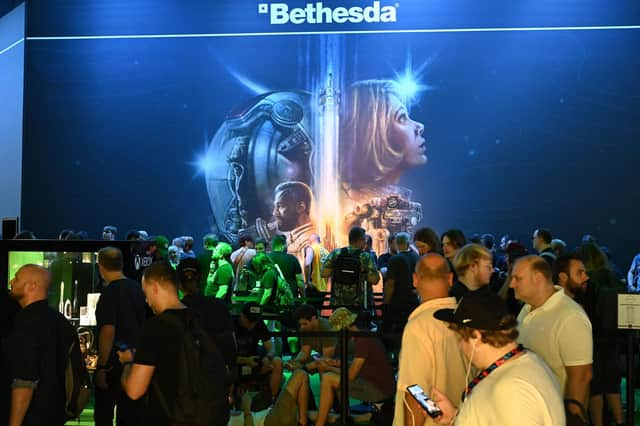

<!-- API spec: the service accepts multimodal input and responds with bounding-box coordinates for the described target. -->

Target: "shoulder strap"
[273,263,286,281]
[233,248,247,270]
[540,251,557,260]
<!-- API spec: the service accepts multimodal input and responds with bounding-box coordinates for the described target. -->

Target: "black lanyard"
[461,344,526,401]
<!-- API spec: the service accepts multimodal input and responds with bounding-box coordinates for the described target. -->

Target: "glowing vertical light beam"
[313,36,343,249]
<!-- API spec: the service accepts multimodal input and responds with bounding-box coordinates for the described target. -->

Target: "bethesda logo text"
[258,1,398,25]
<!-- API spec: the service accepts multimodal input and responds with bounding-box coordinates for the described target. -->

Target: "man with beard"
[555,255,589,299]
[556,254,624,426]
[270,181,317,274]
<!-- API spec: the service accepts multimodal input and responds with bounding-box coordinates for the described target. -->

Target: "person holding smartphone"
[394,254,467,426]
[405,291,565,425]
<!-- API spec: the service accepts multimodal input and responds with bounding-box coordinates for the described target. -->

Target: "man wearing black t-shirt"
[450,243,494,302]
[118,261,229,426]
[382,232,419,350]
[268,234,303,298]
[94,247,146,426]
[6,265,73,426]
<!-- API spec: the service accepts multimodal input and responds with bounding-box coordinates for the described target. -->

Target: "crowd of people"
[1,223,638,426]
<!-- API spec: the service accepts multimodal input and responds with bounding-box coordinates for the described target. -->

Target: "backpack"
[152,310,230,426]
[273,264,295,305]
[63,325,91,420]
[331,248,363,306]
[540,250,557,264]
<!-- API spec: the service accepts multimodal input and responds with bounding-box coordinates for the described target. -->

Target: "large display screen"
[21,1,640,265]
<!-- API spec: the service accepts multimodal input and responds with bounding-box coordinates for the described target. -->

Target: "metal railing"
[262,327,398,426]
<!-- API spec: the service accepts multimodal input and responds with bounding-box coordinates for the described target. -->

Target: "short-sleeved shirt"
[450,282,491,303]
[268,251,302,296]
[394,297,468,426]
[517,287,593,394]
[134,308,192,425]
[205,261,234,300]
[377,252,393,272]
[300,317,336,356]
[258,268,279,304]
[456,352,565,426]
[353,336,395,398]
[6,300,72,426]
[95,277,147,359]
[234,317,271,357]
[231,247,257,267]
[386,251,419,313]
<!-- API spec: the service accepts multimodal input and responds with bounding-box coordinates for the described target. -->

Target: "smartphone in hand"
[407,384,443,418]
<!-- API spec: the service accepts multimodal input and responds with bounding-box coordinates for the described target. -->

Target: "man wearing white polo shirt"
[510,255,593,423]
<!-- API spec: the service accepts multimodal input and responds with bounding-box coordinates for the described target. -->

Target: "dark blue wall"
[21,0,640,268]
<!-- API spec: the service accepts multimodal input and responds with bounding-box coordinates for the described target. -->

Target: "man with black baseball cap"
[404,291,565,425]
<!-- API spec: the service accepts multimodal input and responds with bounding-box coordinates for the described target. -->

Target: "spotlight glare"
[392,56,432,106]
[198,155,213,174]
[396,72,421,103]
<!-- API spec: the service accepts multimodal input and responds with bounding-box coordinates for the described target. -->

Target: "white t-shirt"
[517,287,593,394]
[231,247,257,266]
[456,352,565,426]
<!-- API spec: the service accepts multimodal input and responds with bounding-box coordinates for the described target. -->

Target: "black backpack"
[152,310,230,426]
[62,322,91,420]
[331,248,363,306]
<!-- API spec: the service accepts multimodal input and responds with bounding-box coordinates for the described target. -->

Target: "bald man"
[393,254,467,426]
[7,264,74,426]
[94,247,146,426]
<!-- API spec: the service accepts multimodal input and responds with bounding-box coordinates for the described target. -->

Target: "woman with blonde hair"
[340,79,426,191]
[340,80,427,248]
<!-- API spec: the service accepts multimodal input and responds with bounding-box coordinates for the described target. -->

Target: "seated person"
[314,308,396,426]
[287,304,337,371]
[234,303,284,404]
[228,369,311,426]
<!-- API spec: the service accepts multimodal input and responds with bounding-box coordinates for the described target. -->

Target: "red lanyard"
[462,344,526,401]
